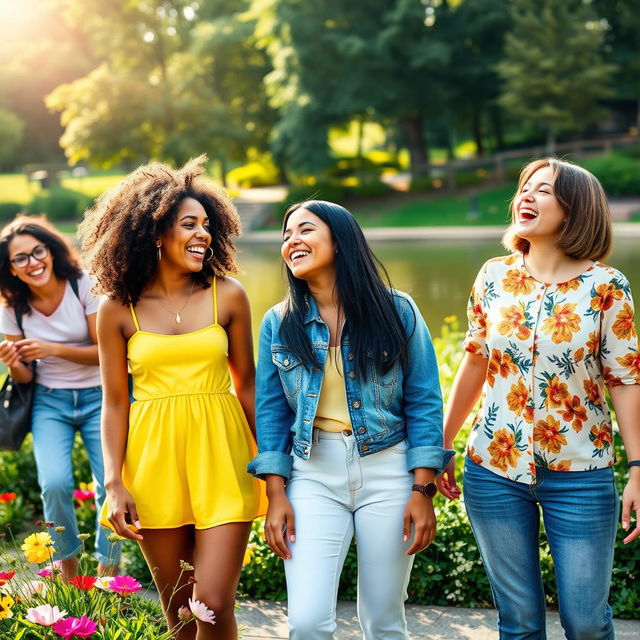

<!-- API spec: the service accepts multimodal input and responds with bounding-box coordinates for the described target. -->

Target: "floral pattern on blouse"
[464,254,639,483]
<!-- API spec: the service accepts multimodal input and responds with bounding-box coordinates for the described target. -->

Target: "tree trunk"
[219,157,228,187]
[545,127,556,155]
[402,114,429,177]
[355,115,365,169]
[472,108,485,156]
[489,106,505,150]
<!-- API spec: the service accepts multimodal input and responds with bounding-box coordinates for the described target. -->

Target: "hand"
[403,492,436,555]
[264,492,295,560]
[0,340,21,368]
[621,473,640,544]
[14,338,56,361]
[106,484,143,541]
[435,456,461,500]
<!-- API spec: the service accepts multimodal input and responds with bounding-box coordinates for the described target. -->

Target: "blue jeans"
[284,429,414,640]
[463,458,618,640]
[31,384,121,565]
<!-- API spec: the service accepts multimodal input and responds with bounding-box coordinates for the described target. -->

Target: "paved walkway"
[237,600,640,639]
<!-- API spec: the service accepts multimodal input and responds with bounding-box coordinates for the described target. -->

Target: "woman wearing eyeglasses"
[0,215,120,579]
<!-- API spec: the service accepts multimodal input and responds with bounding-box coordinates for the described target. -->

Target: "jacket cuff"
[406,446,455,476]
[247,451,294,481]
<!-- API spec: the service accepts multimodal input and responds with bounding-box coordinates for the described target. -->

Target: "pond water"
[236,236,640,337]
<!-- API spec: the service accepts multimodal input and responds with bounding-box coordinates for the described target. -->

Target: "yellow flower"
[488,429,522,472]
[506,378,529,416]
[502,269,535,296]
[22,532,55,564]
[534,415,567,454]
[243,544,257,567]
[541,303,581,344]
[611,303,637,340]
[0,595,14,620]
[497,304,531,340]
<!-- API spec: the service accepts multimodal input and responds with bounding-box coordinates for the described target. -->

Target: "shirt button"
[358,427,366,435]
[342,429,352,436]
[352,400,361,409]
[361,444,369,452]
[349,371,356,379]
[348,354,354,361]
[383,350,388,357]
[284,358,290,366]
[303,448,309,455]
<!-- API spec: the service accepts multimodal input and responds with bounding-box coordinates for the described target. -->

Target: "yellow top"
[314,346,351,432]
[101,277,266,531]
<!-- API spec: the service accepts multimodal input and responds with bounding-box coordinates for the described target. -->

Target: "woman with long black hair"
[248,200,452,639]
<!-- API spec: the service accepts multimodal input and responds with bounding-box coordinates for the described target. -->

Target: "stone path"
[237,599,640,639]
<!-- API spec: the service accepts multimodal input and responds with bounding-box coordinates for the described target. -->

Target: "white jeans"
[285,429,414,640]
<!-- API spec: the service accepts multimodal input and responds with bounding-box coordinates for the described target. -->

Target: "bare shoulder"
[217,276,249,304]
[98,296,131,329]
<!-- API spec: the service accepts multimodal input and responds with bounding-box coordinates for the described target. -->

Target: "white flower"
[24,580,47,597]
[94,576,115,590]
[188,598,216,625]
[26,604,67,626]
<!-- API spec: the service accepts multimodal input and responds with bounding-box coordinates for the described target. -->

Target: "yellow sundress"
[102,278,266,530]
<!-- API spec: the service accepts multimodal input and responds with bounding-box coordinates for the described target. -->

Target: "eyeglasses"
[10,244,50,268]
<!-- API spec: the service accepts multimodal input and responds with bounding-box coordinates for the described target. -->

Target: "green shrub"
[454,170,490,189]
[329,157,381,179]
[581,154,640,197]
[26,187,92,220]
[227,161,280,189]
[347,179,393,198]
[0,202,22,221]
[409,176,436,193]
[285,182,345,205]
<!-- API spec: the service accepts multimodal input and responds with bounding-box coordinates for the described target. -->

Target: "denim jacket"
[247,290,453,480]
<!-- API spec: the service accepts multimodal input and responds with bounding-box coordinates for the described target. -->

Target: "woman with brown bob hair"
[437,158,640,637]
[81,155,265,639]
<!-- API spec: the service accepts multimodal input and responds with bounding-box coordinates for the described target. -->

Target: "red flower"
[70,575,96,591]
[0,571,15,586]
[0,492,17,504]
[73,489,95,503]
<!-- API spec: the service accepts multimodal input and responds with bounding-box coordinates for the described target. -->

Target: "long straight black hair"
[280,200,411,378]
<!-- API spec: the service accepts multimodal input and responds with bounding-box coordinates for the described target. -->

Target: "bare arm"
[14,313,99,366]
[225,280,256,437]
[437,352,488,499]
[97,298,142,541]
[609,384,640,544]
[0,334,34,384]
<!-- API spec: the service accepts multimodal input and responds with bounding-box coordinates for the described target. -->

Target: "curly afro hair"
[79,155,241,305]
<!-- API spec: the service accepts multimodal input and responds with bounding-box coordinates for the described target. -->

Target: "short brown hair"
[502,158,612,261]
[79,155,241,305]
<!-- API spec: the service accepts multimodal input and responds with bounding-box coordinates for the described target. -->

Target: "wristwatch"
[412,482,437,498]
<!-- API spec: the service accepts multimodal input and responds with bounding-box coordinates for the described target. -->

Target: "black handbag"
[0,308,35,451]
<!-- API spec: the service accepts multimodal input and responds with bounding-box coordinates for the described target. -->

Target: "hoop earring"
[157,245,162,261]
[205,247,214,262]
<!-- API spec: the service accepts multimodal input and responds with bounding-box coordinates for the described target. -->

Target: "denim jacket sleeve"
[247,307,296,480]
[396,292,454,474]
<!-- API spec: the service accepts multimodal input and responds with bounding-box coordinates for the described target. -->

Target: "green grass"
[0,174,39,204]
[348,183,515,227]
[0,173,127,205]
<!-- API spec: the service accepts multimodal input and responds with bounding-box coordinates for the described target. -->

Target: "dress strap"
[212,276,218,325]
[129,303,141,332]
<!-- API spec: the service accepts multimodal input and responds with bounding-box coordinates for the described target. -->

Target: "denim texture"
[248,291,452,479]
[285,429,414,639]
[463,458,618,640]
[31,384,122,565]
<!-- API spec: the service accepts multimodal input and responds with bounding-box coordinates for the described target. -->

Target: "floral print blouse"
[464,254,639,483]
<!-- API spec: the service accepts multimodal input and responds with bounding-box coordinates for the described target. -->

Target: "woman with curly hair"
[81,155,265,639]
[0,215,121,578]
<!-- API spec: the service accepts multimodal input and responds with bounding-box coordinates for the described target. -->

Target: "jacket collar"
[302,294,323,325]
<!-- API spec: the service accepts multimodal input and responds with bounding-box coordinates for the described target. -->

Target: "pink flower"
[108,575,142,596]
[72,489,95,503]
[178,605,193,622]
[53,615,97,638]
[188,598,216,625]
[37,560,62,578]
[26,604,67,626]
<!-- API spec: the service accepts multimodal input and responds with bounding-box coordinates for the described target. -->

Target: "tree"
[0,109,24,169]
[46,0,275,180]
[497,0,615,151]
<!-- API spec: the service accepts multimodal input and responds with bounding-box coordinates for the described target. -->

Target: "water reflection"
[237,237,640,335]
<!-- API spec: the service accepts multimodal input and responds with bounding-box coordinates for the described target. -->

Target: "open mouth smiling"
[290,250,310,263]
[518,207,538,222]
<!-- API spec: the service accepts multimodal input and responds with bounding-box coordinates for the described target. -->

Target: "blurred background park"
[1,0,640,618]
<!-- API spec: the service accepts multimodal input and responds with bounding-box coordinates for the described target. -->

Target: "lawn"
[348,183,515,227]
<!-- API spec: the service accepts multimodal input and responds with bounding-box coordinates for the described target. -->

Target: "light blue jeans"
[31,384,121,565]
[463,458,618,640]
[284,429,415,640]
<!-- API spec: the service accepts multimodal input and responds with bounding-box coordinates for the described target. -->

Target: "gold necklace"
[158,280,195,324]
